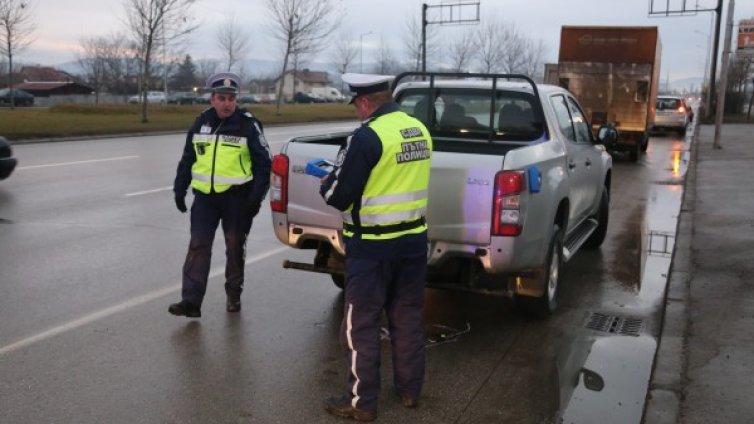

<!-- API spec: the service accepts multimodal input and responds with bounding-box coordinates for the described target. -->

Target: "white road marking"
[125,186,173,197]
[16,156,140,170]
[0,246,290,356]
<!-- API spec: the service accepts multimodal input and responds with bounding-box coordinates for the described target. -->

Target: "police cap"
[206,72,240,95]
[342,73,394,104]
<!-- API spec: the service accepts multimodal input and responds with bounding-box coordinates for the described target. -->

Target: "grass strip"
[0,103,356,140]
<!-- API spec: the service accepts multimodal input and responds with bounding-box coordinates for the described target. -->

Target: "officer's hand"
[175,195,187,213]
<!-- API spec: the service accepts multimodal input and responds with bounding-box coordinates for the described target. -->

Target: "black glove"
[175,194,187,213]
[247,200,261,218]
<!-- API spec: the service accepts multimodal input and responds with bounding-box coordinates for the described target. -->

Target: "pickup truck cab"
[270,72,613,317]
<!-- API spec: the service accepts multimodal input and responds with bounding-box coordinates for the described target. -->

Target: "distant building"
[11,81,94,106]
[19,66,77,83]
[738,19,754,52]
[276,69,330,101]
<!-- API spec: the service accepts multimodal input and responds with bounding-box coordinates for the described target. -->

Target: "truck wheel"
[516,225,563,318]
[629,143,639,162]
[678,126,687,136]
[640,134,649,152]
[331,274,345,289]
[584,187,609,249]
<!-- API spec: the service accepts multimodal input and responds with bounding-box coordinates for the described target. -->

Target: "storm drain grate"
[585,312,643,336]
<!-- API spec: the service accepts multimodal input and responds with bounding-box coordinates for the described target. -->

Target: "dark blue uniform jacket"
[320,102,428,260]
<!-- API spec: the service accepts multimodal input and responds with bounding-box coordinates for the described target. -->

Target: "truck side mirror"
[596,125,618,145]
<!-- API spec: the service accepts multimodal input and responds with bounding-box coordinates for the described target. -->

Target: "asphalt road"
[0,122,691,424]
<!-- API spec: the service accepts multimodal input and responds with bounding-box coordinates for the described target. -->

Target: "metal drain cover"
[585,312,643,336]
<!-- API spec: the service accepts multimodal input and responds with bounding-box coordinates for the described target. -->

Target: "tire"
[583,186,609,249]
[640,133,649,152]
[629,143,639,162]
[516,225,563,318]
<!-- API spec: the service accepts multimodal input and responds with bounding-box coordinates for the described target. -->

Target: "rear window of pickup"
[396,88,547,146]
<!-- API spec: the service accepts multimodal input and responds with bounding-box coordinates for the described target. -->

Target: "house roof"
[19,66,76,82]
[12,81,94,96]
[285,70,330,84]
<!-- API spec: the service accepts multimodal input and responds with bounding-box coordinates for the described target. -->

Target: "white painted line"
[17,155,139,170]
[125,186,173,197]
[0,246,290,356]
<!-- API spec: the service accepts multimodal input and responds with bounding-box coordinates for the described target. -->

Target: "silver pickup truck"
[269,72,614,317]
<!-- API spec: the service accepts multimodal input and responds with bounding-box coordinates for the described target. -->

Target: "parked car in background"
[195,93,211,104]
[238,93,257,105]
[0,136,17,180]
[167,91,196,105]
[293,91,323,104]
[653,95,691,135]
[128,91,167,104]
[0,88,34,107]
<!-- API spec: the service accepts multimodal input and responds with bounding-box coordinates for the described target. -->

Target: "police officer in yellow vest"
[320,73,432,421]
[169,72,271,318]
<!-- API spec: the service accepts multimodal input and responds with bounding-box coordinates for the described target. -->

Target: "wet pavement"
[644,123,754,424]
[0,121,707,423]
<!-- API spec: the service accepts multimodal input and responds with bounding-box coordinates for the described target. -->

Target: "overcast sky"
[22,0,754,87]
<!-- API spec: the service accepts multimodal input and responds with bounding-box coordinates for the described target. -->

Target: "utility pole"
[421,1,480,73]
[713,0,735,150]
[648,0,723,119]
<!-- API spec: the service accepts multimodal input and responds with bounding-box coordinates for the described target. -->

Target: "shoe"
[400,393,418,408]
[226,296,241,313]
[168,300,201,318]
[323,396,376,422]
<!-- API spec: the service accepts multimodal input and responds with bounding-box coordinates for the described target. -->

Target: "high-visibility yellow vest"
[342,111,432,240]
[190,126,253,194]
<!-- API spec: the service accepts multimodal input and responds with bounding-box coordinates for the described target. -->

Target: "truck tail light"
[270,154,289,213]
[492,170,524,236]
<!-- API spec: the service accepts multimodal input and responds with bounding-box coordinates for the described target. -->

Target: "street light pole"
[359,31,373,73]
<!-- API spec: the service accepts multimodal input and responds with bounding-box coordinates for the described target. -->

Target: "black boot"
[226,295,241,313]
[323,396,376,422]
[168,300,201,318]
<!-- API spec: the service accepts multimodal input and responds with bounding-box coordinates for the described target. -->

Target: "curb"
[642,123,699,423]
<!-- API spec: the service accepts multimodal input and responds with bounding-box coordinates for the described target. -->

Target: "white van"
[310,86,346,103]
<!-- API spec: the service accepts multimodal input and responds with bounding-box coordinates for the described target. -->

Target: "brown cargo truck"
[548,26,661,161]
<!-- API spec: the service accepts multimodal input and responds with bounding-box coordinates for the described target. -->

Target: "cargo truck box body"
[552,26,661,161]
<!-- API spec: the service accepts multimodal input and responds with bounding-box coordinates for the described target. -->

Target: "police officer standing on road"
[169,72,272,318]
[320,73,433,421]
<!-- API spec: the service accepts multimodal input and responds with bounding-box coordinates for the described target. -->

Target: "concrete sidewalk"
[644,123,754,423]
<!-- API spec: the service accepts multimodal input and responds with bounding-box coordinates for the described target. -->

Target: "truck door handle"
[568,161,577,169]
[585,159,592,167]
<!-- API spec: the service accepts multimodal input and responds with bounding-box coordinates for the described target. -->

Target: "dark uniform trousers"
[182,187,253,306]
[340,254,426,413]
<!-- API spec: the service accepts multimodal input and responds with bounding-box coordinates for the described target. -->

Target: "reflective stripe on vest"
[342,111,432,240]
[190,132,253,194]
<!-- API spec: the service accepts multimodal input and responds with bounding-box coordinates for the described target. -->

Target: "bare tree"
[122,0,197,123]
[447,29,475,72]
[0,0,35,109]
[517,38,548,81]
[373,37,397,75]
[265,0,341,113]
[196,58,221,86]
[216,15,250,73]
[402,15,438,72]
[78,35,110,104]
[474,19,505,73]
[330,30,357,78]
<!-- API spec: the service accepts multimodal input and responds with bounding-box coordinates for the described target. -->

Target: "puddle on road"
[557,136,689,422]
[560,336,657,424]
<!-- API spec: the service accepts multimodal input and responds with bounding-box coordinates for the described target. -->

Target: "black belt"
[344,217,426,236]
